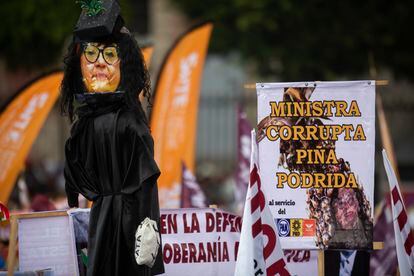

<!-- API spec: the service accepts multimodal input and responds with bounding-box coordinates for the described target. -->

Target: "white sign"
[284,250,318,276]
[18,215,78,275]
[161,208,241,275]
[257,81,375,250]
[16,209,320,275]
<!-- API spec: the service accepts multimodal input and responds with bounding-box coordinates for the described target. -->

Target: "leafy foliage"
[170,0,414,81]
[77,0,105,17]
[0,0,78,70]
[0,0,132,71]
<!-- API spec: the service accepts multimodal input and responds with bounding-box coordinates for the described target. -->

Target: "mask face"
[80,42,121,93]
[333,188,360,230]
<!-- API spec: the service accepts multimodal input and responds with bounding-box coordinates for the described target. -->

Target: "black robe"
[64,92,164,276]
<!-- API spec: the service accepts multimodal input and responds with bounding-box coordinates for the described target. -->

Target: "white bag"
[134,217,160,267]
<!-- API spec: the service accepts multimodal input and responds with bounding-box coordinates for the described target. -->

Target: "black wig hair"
[60,33,151,123]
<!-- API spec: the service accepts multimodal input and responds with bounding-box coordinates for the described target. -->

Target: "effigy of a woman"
[61,1,164,275]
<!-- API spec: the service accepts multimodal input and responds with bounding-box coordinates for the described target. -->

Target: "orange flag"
[142,46,154,67]
[139,46,154,103]
[150,23,213,208]
[0,72,63,203]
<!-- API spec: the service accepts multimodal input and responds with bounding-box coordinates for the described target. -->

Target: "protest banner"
[9,209,319,276]
[10,208,241,276]
[256,81,375,250]
[284,250,318,276]
[160,208,241,275]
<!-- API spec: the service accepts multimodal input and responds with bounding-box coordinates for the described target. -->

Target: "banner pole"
[373,242,384,250]
[318,250,324,276]
[243,80,389,89]
[377,93,399,179]
[375,80,389,86]
[7,216,18,276]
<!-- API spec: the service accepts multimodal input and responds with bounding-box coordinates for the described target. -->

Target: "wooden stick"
[318,250,324,276]
[377,94,400,180]
[243,80,389,89]
[243,84,256,89]
[12,210,67,219]
[7,216,18,276]
[376,80,389,86]
[373,241,384,250]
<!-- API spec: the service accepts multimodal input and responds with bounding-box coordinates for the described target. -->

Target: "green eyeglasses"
[82,43,119,65]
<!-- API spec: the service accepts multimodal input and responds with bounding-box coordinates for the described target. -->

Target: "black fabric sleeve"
[123,116,164,274]
[150,182,164,275]
[64,166,79,208]
[138,132,161,186]
[138,175,164,275]
[65,185,79,208]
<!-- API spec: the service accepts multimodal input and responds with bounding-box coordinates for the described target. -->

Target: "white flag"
[235,130,290,276]
[383,149,414,276]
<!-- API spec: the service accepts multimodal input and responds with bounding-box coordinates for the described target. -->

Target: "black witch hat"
[73,0,126,42]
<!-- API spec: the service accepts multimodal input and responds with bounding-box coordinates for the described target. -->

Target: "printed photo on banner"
[256,81,375,250]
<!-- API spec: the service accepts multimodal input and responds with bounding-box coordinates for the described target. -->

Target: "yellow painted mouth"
[85,78,119,93]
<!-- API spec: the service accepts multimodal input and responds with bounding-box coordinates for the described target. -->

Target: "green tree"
[170,0,414,80]
[0,0,133,70]
[0,0,77,70]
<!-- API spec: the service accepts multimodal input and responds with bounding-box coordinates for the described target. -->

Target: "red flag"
[235,130,290,276]
[0,202,9,222]
[369,199,398,276]
[235,105,252,214]
[180,162,207,208]
[383,149,414,275]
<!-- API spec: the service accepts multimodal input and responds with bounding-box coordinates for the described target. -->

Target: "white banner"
[257,81,375,250]
[16,209,319,275]
[160,208,241,275]
[284,250,318,276]
[19,215,78,275]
